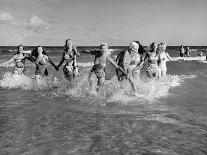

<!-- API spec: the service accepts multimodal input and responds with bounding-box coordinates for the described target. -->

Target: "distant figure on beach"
[179,45,185,57]
[116,42,143,96]
[198,51,203,57]
[157,41,173,77]
[185,46,191,57]
[30,46,57,78]
[88,43,125,94]
[139,42,160,80]
[56,39,80,81]
[0,45,32,75]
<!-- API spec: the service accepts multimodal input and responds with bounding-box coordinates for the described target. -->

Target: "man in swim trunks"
[88,43,126,94]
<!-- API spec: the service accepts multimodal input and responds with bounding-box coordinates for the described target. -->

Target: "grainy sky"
[0,0,206,46]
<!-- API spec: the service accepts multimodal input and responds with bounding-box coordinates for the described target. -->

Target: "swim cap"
[158,41,167,51]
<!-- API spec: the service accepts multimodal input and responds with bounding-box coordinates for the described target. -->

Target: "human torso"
[94,52,108,69]
[14,53,25,68]
[64,49,75,66]
[158,52,167,69]
[147,52,159,69]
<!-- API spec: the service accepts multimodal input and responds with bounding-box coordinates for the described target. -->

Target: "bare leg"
[146,70,153,79]
[88,71,98,94]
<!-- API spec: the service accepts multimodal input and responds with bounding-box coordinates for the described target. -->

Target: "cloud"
[6,34,27,45]
[0,12,14,22]
[0,12,50,32]
[26,15,50,32]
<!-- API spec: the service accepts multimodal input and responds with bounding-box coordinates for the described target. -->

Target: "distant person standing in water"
[56,39,80,81]
[30,46,57,78]
[185,46,191,57]
[179,45,185,57]
[0,45,32,75]
[88,43,126,94]
[157,41,173,77]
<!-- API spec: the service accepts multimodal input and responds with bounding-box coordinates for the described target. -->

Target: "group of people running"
[0,39,172,96]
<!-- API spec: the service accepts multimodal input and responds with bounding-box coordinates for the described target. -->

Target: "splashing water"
[51,74,183,105]
[0,70,197,105]
[0,72,59,91]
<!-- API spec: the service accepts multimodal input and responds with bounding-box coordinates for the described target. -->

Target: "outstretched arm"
[0,57,14,67]
[107,56,127,75]
[135,53,148,70]
[47,57,57,70]
[166,53,173,61]
[56,53,65,70]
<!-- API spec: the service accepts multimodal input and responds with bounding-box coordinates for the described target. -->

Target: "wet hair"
[134,41,145,55]
[15,44,24,55]
[31,46,48,58]
[64,39,73,49]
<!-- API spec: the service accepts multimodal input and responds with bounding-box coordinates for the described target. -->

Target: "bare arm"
[0,57,14,66]
[73,45,80,56]
[107,56,127,74]
[166,53,173,61]
[47,56,57,69]
[22,50,32,54]
[135,53,148,70]
[56,52,65,69]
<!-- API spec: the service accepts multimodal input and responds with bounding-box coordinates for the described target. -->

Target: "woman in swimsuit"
[140,42,160,80]
[30,46,57,78]
[116,42,142,95]
[157,42,172,77]
[0,45,31,75]
[56,39,80,81]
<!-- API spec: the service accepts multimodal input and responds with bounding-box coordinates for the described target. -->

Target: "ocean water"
[0,46,207,154]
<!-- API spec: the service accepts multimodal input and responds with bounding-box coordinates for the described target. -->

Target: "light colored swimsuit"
[63,50,76,80]
[158,52,168,72]
[146,52,160,74]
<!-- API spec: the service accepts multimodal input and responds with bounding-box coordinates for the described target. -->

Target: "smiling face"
[65,39,73,50]
[100,43,108,54]
[37,46,43,54]
[18,45,24,53]
[150,42,158,52]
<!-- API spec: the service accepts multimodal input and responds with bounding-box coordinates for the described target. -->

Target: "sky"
[0,0,206,46]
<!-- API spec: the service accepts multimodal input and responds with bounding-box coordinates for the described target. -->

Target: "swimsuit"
[13,54,25,75]
[35,55,48,77]
[146,53,160,75]
[63,50,76,80]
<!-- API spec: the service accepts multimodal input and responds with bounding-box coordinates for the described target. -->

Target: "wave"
[172,56,206,61]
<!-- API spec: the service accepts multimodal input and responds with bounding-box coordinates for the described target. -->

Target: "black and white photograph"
[0,0,207,154]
